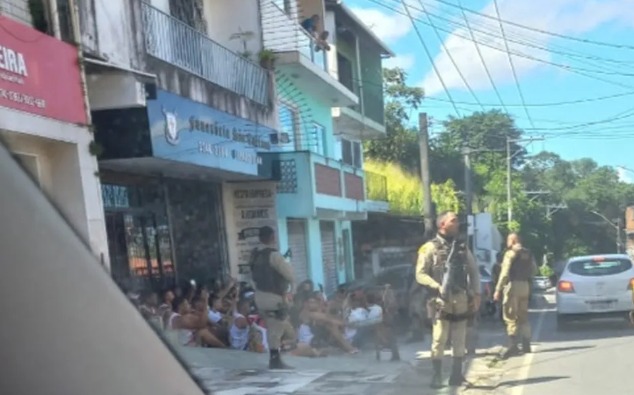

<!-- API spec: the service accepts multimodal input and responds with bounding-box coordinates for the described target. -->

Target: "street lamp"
[590,210,622,253]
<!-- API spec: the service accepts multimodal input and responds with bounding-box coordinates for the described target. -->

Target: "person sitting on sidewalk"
[299,294,359,354]
[168,295,227,348]
[158,288,175,330]
[138,289,163,330]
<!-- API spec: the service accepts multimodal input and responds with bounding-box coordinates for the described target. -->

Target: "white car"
[556,254,634,328]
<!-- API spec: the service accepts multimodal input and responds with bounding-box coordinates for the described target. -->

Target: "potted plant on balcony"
[258,49,277,70]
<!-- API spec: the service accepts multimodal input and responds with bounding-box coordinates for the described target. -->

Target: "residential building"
[79,0,280,291]
[0,1,109,264]
[258,0,392,294]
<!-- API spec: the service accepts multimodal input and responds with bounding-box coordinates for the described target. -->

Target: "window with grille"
[278,102,300,149]
[340,138,362,168]
[311,122,327,156]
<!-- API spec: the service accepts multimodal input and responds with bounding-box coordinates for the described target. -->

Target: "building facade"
[0,2,109,265]
[258,0,392,295]
[79,0,279,291]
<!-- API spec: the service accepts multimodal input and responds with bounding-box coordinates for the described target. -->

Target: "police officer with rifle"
[415,211,481,388]
[250,226,295,369]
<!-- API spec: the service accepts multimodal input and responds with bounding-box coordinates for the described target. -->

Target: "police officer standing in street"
[494,232,538,359]
[416,211,481,388]
[251,226,295,369]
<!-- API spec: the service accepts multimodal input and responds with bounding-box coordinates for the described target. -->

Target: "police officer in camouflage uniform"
[415,211,481,388]
[251,226,295,369]
[494,233,538,359]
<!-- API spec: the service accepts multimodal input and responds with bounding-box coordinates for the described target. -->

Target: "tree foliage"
[365,67,634,262]
[364,68,423,172]
[364,160,461,216]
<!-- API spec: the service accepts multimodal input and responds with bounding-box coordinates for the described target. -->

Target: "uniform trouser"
[431,291,469,359]
[255,291,295,350]
[502,281,531,340]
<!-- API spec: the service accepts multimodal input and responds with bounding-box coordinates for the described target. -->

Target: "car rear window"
[568,258,633,276]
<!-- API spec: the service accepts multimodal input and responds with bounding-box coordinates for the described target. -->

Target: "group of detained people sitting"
[131,277,389,358]
[133,279,268,352]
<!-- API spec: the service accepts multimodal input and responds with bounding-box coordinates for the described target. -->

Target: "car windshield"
[567,258,633,276]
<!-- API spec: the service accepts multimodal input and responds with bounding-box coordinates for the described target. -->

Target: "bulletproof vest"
[250,248,288,296]
[509,248,534,282]
[431,237,469,292]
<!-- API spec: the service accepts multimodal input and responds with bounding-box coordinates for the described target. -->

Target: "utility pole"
[419,113,434,240]
[463,148,475,252]
[506,138,512,227]
[506,136,544,228]
[590,210,622,253]
[617,217,623,253]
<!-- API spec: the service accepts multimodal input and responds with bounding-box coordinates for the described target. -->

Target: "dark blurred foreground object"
[0,142,208,395]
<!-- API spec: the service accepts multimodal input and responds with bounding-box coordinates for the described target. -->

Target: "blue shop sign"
[147,90,274,176]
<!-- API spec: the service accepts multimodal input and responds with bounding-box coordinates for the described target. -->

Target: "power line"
[367,0,634,90]
[423,90,634,107]
[400,0,461,116]
[492,0,535,129]
[416,0,484,111]
[456,0,508,113]
[428,0,634,51]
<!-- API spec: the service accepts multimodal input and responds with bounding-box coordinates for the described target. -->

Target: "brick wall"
[314,163,342,196]
[344,172,364,201]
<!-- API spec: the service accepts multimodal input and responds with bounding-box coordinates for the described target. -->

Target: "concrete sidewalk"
[176,323,508,395]
[181,343,421,395]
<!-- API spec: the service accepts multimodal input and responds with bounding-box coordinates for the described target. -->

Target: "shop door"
[105,211,175,292]
[320,221,338,296]
[287,219,309,283]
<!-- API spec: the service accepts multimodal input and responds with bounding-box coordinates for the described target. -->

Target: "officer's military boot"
[521,337,532,353]
[448,357,467,387]
[269,349,293,370]
[499,335,520,360]
[430,359,444,389]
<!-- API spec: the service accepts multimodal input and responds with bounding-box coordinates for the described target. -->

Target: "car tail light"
[628,278,634,290]
[558,280,575,293]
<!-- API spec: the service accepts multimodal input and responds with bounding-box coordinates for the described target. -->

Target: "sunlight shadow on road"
[536,345,594,353]
[498,375,569,388]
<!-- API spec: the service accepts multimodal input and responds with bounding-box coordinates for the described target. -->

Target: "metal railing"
[140,1,270,106]
[365,171,388,202]
[297,27,327,72]
[259,0,327,72]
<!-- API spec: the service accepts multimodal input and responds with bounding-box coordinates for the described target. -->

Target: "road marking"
[510,307,547,395]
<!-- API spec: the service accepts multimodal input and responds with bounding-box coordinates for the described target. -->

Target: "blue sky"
[346,0,634,181]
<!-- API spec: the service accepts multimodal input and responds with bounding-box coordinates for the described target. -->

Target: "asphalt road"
[506,295,634,395]
[460,291,634,395]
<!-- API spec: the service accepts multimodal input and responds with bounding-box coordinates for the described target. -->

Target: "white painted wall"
[0,107,111,269]
[93,0,133,66]
[204,0,263,57]
[324,10,338,77]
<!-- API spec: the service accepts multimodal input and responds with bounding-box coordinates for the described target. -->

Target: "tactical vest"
[250,248,288,296]
[508,248,534,282]
[431,237,469,292]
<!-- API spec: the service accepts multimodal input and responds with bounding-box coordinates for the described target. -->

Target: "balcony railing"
[140,1,270,106]
[260,0,327,72]
[297,28,327,71]
[365,170,388,201]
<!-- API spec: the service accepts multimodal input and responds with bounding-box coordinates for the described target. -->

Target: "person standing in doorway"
[415,211,481,388]
[251,226,295,369]
[494,233,538,359]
